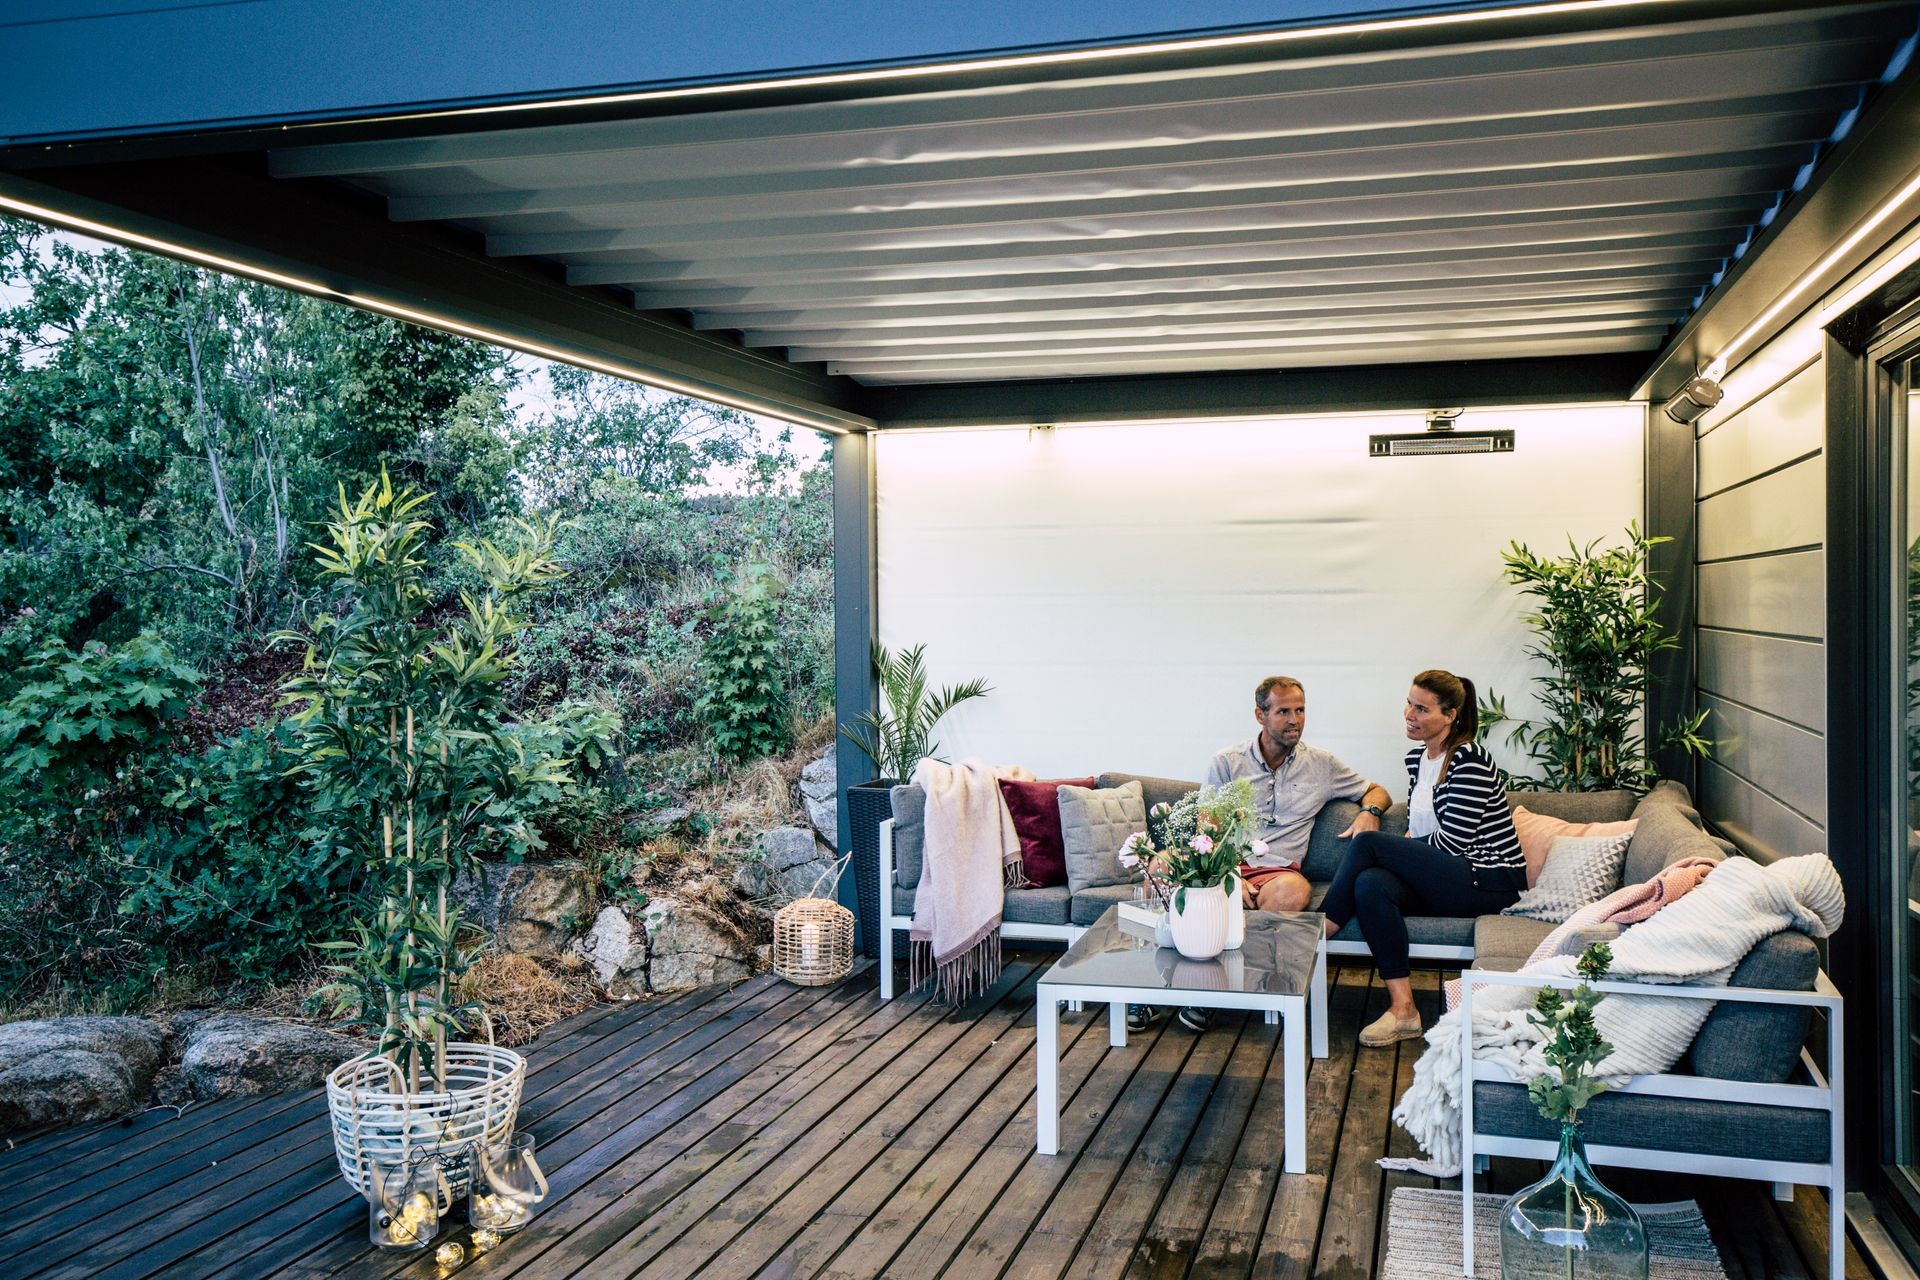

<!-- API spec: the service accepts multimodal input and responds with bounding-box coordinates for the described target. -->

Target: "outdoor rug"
[1381,1187,1728,1279]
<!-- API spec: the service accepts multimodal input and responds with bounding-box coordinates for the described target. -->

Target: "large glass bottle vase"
[1499,1124,1649,1279]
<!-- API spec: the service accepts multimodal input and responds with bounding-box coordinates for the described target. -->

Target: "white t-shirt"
[1408,749,1444,838]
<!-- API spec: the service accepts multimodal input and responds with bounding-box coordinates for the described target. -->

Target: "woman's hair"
[1412,668,1478,782]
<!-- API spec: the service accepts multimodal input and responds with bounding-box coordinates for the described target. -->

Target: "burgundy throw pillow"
[998,777,1096,889]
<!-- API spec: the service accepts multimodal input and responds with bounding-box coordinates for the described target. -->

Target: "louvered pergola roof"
[3,0,1916,430]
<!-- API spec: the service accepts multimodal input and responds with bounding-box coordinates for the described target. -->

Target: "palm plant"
[1479,524,1709,792]
[283,470,568,1091]
[838,642,990,780]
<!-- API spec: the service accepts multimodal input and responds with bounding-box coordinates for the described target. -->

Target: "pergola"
[7,0,1920,1246]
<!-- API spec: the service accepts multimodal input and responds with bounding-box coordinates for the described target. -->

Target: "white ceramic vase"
[1169,885,1230,960]
[1224,873,1245,950]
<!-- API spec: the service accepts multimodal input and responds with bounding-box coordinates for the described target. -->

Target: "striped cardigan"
[1405,741,1525,890]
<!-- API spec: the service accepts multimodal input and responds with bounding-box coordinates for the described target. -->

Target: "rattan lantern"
[773,895,855,986]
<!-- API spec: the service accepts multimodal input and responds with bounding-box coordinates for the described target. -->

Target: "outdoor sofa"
[877,774,1843,1277]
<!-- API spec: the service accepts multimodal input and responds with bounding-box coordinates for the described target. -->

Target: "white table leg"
[1109,1001,1127,1047]
[1310,943,1328,1060]
[1037,994,1060,1156]
[1283,994,1305,1175]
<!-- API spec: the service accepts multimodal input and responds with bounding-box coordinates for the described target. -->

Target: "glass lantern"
[469,1132,549,1234]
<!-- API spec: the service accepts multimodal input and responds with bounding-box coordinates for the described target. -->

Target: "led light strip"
[297,0,1680,129]
[0,192,854,434]
[1704,165,1920,381]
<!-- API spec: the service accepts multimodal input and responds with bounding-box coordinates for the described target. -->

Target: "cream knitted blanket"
[1388,853,1844,1175]
[908,757,1032,1004]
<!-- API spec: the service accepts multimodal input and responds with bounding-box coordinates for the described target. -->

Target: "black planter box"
[846,780,898,959]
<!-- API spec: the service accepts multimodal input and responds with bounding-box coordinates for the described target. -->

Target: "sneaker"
[1358,1008,1423,1047]
[1176,1006,1213,1033]
[1125,1004,1156,1033]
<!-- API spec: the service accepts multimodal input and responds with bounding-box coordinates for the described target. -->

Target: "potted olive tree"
[287,472,568,1201]
[838,642,988,957]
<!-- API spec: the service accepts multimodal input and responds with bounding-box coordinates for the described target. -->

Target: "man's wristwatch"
[1360,803,1386,818]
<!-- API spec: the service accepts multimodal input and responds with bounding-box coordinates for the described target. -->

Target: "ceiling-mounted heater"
[1369,411,1513,457]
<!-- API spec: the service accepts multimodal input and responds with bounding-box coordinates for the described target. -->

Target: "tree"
[524,365,756,505]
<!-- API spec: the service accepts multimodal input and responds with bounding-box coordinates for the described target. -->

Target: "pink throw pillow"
[1511,806,1638,887]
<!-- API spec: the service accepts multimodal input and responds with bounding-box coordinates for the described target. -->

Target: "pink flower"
[1191,833,1214,854]
[1251,839,1270,858]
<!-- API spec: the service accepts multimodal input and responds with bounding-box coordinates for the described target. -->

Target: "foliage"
[1526,943,1615,1126]
[1479,525,1710,792]
[838,642,990,781]
[0,632,200,793]
[697,559,790,762]
[121,721,345,981]
[1122,780,1258,913]
[284,472,571,1086]
[523,365,757,505]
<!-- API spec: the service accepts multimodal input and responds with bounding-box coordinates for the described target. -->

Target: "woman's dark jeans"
[1318,831,1520,980]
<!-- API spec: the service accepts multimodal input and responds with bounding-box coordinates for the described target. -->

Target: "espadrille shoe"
[1358,1009,1423,1047]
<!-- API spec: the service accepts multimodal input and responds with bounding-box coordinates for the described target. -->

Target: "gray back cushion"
[889,784,926,890]
[1508,789,1638,824]
[1687,930,1822,1081]
[1096,773,1197,845]
[1059,781,1148,894]
[1303,801,1408,882]
[1623,782,1724,885]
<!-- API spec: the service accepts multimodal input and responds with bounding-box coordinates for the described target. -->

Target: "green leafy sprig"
[1525,942,1616,1126]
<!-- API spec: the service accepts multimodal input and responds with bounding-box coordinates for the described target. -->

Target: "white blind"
[874,406,1645,795]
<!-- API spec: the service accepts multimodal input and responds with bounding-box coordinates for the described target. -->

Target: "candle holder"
[772,856,855,987]
[469,1132,548,1235]
[368,1156,450,1251]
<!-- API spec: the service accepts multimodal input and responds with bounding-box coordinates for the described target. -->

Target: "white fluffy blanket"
[1387,853,1844,1176]
[908,757,1031,1003]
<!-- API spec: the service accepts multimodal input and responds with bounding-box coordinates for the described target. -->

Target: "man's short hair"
[1255,675,1304,710]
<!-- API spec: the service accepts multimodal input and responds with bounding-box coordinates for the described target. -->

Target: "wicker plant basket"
[773,879,856,987]
[326,1043,525,1199]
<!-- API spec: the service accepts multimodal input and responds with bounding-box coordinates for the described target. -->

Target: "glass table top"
[1038,907,1323,996]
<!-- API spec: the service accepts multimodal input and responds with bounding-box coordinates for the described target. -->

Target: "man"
[1148,675,1390,1034]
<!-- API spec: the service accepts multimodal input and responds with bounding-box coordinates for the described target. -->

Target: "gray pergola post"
[831,430,879,951]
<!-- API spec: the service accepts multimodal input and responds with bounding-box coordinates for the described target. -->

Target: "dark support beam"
[832,432,879,947]
[0,158,877,433]
[863,352,1649,428]
[1636,59,1920,404]
[1644,401,1697,791]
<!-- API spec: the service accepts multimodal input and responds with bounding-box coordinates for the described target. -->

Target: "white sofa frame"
[878,817,1085,1000]
[1458,966,1845,1280]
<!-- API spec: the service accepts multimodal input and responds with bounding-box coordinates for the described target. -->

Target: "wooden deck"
[0,953,1862,1279]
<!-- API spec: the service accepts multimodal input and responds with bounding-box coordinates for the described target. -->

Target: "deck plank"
[0,949,1791,1280]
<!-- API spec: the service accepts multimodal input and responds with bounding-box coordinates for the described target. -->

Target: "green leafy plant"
[1526,943,1615,1125]
[838,642,990,780]
[0,632,201,794]
[1123,780,1257,913]
[696,558,790,762]
[1479,524,1710,791]
[283,470,569,1090]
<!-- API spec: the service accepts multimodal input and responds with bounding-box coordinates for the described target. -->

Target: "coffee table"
[1035,906,1327,1172]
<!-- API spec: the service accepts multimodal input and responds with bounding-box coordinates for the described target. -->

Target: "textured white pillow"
[1501,830,1634,923]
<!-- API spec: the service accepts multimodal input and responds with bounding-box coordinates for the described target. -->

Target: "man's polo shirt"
[1203,739,1371,870]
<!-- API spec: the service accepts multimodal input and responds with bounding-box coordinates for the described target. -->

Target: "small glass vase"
[469,1132,549,1234]
[1500,1124,1649,1279]
[368,1157,449,1252]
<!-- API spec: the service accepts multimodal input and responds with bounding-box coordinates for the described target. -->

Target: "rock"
[179,1014,370,1101]
[456,860,593,956]
[644,900,754,992]
[800,752,837,847]
[647,807,693,829]
[573,906,648,996]
[0,1016,170,1130]
[735,827,837,903]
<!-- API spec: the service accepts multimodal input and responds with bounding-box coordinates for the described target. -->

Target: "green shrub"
[122,721,348,981]
[696,560,789,762]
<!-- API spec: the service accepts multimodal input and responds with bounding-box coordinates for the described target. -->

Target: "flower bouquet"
[1120,780,1260,959]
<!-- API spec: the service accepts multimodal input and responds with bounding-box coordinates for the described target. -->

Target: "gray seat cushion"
[1003,885,1073,926]
[1071,883,1144,927]
[1624,782,1724,885]
[1472,915,1556,971]
[1688,930,1821,1081]
[892,885,915,917]
[1307,882,1474,948]
[888,784,927,890]
[1472,1078,1829,1164]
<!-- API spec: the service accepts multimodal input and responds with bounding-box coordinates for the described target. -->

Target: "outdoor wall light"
[1662,376,1724,425]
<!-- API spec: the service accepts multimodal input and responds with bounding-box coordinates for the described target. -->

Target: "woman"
[1320,669,1524,1047]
